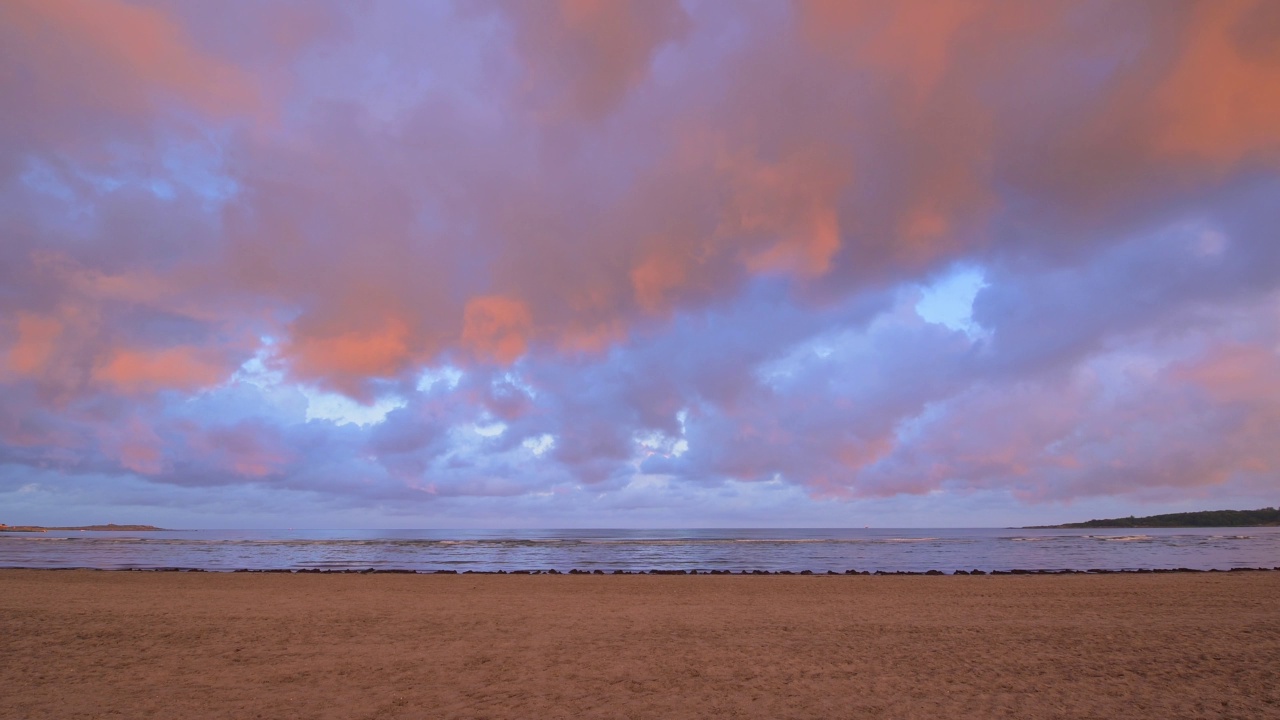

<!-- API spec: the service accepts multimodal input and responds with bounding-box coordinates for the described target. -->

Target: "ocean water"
[2,527,1278,573]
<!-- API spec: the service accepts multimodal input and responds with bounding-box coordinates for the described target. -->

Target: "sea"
[2,527,1278,573]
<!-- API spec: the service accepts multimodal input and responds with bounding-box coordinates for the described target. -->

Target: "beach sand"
[2,570,1277,719]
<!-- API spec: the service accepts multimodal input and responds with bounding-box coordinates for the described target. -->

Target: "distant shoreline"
[0,524,169,533]
[1026,507,1280,529]
[0,566,1276,575]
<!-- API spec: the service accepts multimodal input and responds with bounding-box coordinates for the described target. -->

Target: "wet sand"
[2,570,1277,719]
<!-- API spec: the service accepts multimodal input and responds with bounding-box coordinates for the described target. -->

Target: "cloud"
[0,0,260,178]
[91,346,230,395]
[495,0,690,121]
[1153,0,1280,165]
[1,0,1278,525]
[462,296,534,364]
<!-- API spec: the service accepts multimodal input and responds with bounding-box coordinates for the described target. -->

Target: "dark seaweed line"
[3,566,1278,575]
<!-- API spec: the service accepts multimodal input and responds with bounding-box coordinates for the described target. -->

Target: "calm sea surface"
[2,527,1278,572]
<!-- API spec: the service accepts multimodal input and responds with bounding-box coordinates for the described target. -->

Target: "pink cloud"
[1153,0,1280,166]
[6,313,63,377]
[1,0,260,167]
[719,146,849,277]
[185,423,293,479]
[463,296,533,365]
[2,0,1280,523]
[286,317,416,395]
[109,417,166,476]
[92,346,229,395]
[498,0,689,120]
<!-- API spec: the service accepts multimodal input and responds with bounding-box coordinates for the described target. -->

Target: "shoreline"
[2,565,1278,574]
[4,570,1277,719]
[0,525,168,532]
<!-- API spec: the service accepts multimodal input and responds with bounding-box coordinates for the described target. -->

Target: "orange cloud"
[5,0,258,117]
[801,0,1011,266]
[1170,343,1280,479]
[504,0,689,120]
[799,0,986,103]
[1174,344,1280,405]
[462,296,533,364]
[718,147,849,277]
[93,346,228,394]
[1154,0,1280,166]
[556,319,626,355]
[631,248,690,314]
[6,313,63,377]
[743,205,842,278]
[287,318,414,385]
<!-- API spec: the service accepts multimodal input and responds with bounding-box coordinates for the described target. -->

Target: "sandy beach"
[2,570,1277,719]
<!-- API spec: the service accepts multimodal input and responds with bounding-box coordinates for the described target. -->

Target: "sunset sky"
[2,0,1278,528]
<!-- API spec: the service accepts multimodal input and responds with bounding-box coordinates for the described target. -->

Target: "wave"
[6,528,1278,575]
[1,536,953,548]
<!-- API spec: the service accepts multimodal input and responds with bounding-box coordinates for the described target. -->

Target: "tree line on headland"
[1028,507,1280,529]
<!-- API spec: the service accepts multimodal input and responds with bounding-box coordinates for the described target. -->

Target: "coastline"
[1,565,1277,575]
[1025,507,1280,529]
[0,524,168,532]
[3,570,1278,719]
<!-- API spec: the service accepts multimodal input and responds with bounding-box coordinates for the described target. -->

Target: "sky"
[2,0,1279,529]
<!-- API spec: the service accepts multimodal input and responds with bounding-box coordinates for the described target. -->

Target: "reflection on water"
[1,527,1277,572]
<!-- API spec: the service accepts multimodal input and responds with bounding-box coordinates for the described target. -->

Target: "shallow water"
[3,527,1278,572]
